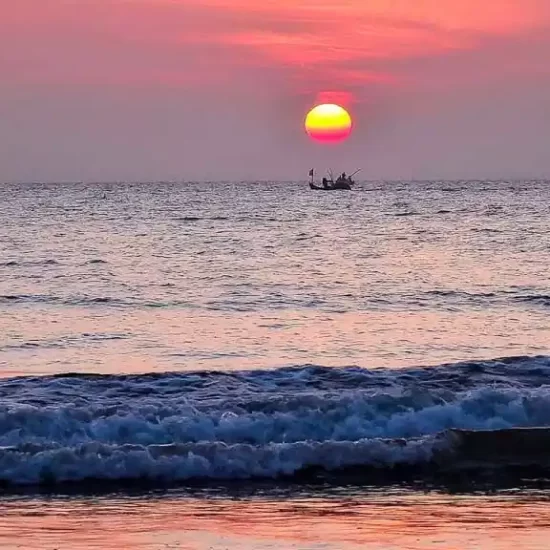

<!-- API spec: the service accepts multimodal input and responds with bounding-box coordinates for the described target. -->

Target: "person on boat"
[336,172,346,183]
[322,177,329,189]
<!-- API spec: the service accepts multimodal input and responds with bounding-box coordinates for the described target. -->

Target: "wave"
[515,295,550,307]
[0,294,125,306]
[0,333,130,352]
[0,294,193,309]
[393,211,420,217]
[0,356,549,486]
[174,216,230,222]
[0,259,59,268]
[3,428,550,486]
[0,434,445,485]
[3,289,550,312]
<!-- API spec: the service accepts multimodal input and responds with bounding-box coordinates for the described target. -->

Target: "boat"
[308,168,359,191]
[309,180,352,190]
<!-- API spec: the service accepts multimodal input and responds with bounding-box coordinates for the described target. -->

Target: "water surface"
[1,180,548,376]
[1,485,550,549]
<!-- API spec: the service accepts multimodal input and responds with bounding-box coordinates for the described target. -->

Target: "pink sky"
[1,0,550,181]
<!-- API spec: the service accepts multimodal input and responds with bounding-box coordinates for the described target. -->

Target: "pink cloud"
[4,0,549,94]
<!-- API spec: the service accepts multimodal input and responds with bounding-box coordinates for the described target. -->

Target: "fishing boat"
[308,169,359,191]
[309,180,352,190]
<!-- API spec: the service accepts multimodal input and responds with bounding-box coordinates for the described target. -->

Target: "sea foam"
[1,355,550,485]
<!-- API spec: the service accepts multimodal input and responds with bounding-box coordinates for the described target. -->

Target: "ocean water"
[1,180,549,375]
[1,180,550,548]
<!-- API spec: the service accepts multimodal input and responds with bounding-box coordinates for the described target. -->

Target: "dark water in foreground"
[0,180,549,548]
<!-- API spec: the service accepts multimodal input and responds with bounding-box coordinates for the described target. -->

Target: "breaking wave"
[1,355,550,486]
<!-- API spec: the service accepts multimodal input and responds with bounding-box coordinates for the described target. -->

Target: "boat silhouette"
[308,169,359,190]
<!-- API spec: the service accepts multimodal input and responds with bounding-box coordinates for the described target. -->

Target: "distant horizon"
[3,176,550,186]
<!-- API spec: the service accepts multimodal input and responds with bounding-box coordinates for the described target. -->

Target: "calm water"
[0,180,549,376]
[1,180,550,549]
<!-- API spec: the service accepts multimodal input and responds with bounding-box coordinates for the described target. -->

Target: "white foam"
[0,435,446,485]
[1,357,550,485]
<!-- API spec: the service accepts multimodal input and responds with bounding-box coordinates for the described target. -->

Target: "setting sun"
[305,104,352,143]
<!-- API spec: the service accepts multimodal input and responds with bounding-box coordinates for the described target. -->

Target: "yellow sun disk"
[305,104,352,143]
[306,105,351,128]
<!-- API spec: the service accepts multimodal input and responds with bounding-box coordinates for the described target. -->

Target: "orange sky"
[1,0,550,181]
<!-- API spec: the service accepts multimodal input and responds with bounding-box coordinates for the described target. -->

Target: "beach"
[2,486,550,549]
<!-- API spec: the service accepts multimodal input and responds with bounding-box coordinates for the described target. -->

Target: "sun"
[305,104,352,143]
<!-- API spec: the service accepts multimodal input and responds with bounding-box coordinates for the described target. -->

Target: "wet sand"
[1,486,549,550]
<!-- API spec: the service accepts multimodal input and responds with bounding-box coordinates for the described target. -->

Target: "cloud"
[3,0,549,99]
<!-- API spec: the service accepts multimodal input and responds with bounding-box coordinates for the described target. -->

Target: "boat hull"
[309,182,352,190]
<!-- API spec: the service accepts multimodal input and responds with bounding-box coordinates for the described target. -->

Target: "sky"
[1,0,550,182]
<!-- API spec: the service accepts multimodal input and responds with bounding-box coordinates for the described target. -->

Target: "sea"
[0,179,549,549]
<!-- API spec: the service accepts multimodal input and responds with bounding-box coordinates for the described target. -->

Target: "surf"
[1,356,550,486]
